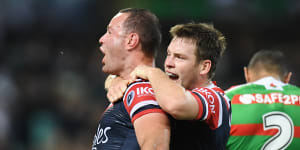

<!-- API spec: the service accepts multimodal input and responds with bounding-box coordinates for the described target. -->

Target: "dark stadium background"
[0,0,299,149]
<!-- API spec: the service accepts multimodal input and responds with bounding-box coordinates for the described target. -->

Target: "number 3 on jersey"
[262,111,294,150]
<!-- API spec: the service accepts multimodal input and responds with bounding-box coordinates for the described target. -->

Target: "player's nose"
[164,56,175,68]
[99,35,104,45]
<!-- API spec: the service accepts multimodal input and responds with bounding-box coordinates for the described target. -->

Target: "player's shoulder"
[284,83,300,92]
[123,79,155,106]
[124,79,152,95]
[192,82,225,95]
[225,83,252,94]
[122,79,162,122]
[191,86,223,99]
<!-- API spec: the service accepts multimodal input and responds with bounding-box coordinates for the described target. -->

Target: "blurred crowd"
[0,0,300,150]
[0,1,109,149]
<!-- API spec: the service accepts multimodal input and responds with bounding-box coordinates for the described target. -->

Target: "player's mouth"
[102,57,105,65]
[101,54,106,65]
[99,47,106,65]
[166,72,179,80]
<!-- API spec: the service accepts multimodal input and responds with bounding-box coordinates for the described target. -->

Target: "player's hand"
[106,77,129,103]
[130,65,152,81]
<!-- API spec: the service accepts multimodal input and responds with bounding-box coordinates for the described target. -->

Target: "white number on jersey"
[261,111,294,150]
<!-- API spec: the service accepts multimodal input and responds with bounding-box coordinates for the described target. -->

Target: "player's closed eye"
[175,54,186,60]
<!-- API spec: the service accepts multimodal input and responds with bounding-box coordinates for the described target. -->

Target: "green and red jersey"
[226,77,300,150]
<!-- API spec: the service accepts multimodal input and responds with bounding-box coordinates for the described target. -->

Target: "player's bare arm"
[134,113,170,150]
[131,65,199,120]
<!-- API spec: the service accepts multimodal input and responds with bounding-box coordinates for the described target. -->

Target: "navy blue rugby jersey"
[92,80,164,150]
[170,83,231,150]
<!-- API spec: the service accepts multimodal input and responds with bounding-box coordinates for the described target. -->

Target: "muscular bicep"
[133,113,170,150]
[123,81,171,149]
[166,91,200,120]
[179,91,201,119]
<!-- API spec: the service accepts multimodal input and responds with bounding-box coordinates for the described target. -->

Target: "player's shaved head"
[248,50,289,81]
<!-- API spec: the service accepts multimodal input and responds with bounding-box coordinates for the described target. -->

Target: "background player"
[108,22,231,150]
[226,50,299,150]
[92,8,170,150]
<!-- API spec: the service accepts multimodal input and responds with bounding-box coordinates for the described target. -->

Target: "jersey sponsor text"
[234,93,300,105]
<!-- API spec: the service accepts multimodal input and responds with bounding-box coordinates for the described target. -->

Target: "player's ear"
[283,72,292,83]
[199,59,211,75]
[244,67,250,83]
[125,32,140,50]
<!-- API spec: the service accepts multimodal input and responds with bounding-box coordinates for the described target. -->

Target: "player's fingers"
[107,92,114,103]
[116,92,123,101]
[120,83,127,93]
[130,71,137,80]
[129,79,134,84]
[110,95,119,103]
[116,86,126,99]
[108,87,120,103]
[112,90,119,102]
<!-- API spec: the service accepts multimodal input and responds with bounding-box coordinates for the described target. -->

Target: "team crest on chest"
[126,90,135,106]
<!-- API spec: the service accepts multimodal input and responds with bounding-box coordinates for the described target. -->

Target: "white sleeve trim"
[130,100,159,118]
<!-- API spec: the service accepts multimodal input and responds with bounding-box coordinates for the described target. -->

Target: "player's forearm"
[147,68,196,119]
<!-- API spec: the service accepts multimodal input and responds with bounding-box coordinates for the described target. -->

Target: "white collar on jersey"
[253,76,287,91]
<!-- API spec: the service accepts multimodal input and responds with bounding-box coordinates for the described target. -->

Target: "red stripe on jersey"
[123,82,156,115]
[193,88,221,130]
[131,109,165,123]
[231,124,277,136]
[212,87,230,110]
[231,124,300,138]
[189,91,203,120]
[123,81,165,123]
[212,86,224,95]
[295,126,300,138]
[231,95,240,104]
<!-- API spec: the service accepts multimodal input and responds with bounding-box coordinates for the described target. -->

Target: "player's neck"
[196,79,211,89]
[187,76,211,90]
[249,70,281,83]
[119,52,154,80]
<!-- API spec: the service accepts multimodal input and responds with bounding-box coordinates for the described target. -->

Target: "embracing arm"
[131,66,199,120]
[105,66,200,120]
